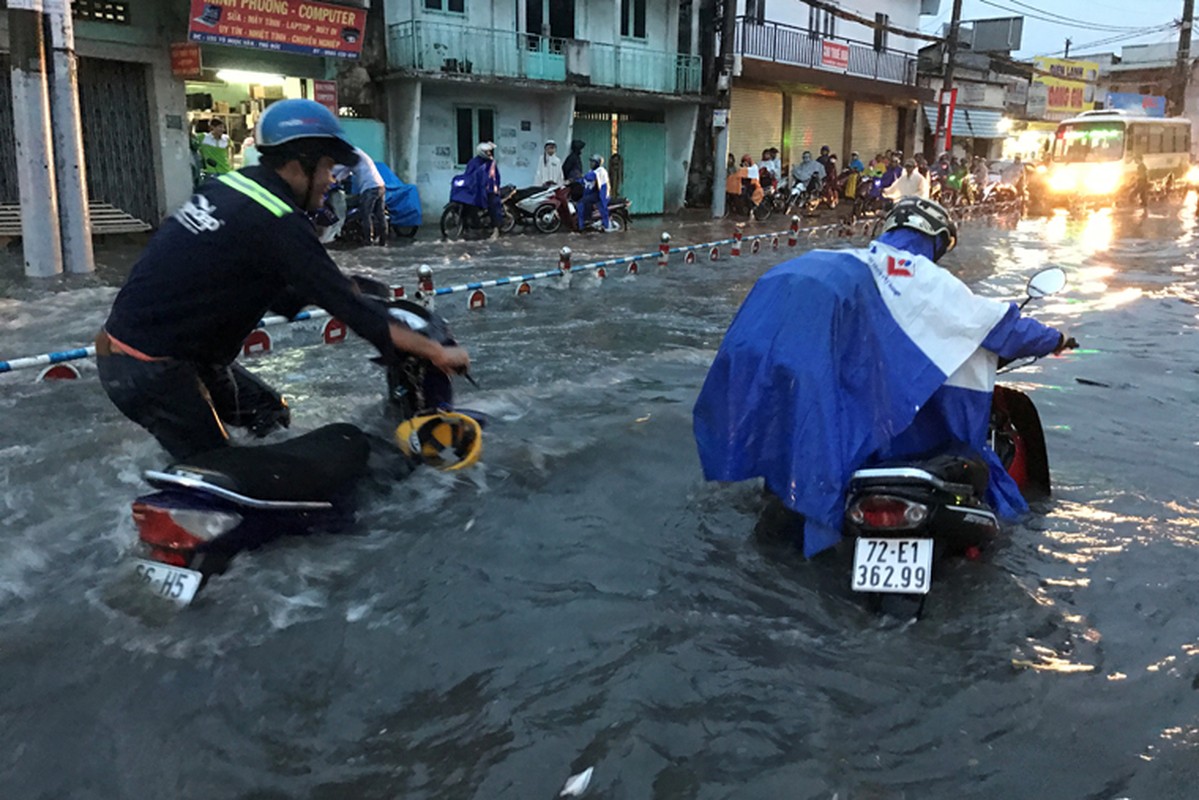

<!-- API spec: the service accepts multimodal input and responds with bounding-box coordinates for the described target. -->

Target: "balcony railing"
[388,20,702,95]
[734,18,917,86]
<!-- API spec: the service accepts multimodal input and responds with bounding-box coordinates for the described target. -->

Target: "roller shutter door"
[789,94,844,164]
[851,102,888,159]
[729,87,782,163]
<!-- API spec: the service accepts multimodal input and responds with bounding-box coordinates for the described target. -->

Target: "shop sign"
[1031,57,1098,115]
[1105,92,1166,117]
[187,0,367,60]
[170,42,204,79]
[313,79,338,115]
[820,41,850,71]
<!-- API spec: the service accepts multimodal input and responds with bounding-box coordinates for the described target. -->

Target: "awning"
[923,104,1007,139]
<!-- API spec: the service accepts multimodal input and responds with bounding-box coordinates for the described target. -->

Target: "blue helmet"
[255,98,358,166]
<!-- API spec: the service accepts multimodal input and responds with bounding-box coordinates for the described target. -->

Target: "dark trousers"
[361,186,386,243]
[97,355,289,461]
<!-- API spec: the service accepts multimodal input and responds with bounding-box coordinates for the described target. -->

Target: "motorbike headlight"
[1187,165,1199,184]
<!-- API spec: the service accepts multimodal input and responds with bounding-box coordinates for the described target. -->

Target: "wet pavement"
[3,205,1199,798]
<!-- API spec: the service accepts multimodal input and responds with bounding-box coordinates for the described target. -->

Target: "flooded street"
[3,205,1199,799]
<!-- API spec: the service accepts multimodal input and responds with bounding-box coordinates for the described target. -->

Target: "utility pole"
[935,0,964,157]
[9,0,64,278]
[711,0,736,218]
[1171,0,1195,115]
[46,4,94,274]
[1064,38,1072,58]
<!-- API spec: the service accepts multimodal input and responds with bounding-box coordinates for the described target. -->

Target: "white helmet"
[879,197,958,262]
[476,141,496,158]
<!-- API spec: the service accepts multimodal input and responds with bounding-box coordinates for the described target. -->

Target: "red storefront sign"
[821,41,850,71]
[170,42,203,79]
[187,0,367,60]
[313,79,338,115]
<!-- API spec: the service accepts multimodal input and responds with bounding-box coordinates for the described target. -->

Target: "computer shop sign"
[188,0,366,59]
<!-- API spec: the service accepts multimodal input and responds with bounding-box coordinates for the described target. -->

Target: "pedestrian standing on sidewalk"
[534,139,564,186]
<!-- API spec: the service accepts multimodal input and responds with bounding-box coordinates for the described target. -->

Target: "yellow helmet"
[395,412,482,471]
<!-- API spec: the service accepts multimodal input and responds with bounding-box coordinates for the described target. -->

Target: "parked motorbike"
[126,283,480,606]
[338,189,420,244]
[841,267,1074,617]
[506,183,572,234]
[441,184,517,240]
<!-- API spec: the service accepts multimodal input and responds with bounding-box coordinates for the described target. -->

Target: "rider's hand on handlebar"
[432,344,471,375]
[1053,334,1078,355]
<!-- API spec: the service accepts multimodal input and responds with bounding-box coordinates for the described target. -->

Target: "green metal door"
[571,118,613,172]
[616,121,666,215]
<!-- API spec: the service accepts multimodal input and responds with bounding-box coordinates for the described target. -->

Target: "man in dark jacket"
[562,139,586,183]
[96,99,470,460]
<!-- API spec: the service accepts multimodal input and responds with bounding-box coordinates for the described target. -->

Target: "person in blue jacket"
[450,142,503,236]
[577,154,611,231]
[693,197,1069,557]
[95,99,470,460]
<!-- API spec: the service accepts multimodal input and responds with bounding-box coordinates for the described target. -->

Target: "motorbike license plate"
[131,558,202,606]
[851,538,933,595]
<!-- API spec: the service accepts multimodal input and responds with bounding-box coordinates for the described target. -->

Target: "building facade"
[383,0,704,217]
[726,0,931,171]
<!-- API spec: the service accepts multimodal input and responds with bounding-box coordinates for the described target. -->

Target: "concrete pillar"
[712,122,729,218]
[46,6,94,274]
[690,0,700,57]
[10,1,64,278]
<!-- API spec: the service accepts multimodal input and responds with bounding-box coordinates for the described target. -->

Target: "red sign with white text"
[170,42,203,78]
[187,0,366,59]
[313,79,338,115]
[821,41,850,71]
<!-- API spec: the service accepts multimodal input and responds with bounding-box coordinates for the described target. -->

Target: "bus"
[1043,109,1196,202]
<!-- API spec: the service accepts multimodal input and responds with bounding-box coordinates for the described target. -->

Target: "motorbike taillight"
[132,502,242,553]
[848,495,928,530]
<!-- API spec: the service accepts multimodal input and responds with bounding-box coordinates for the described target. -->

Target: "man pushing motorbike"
[96,98,470,460]
[693,198,1069,557]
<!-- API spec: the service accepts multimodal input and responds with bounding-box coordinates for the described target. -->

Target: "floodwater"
[2,205,1199,799]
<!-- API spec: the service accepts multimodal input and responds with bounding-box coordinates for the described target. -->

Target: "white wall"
[738,0,924,56]
[412,85,578,215]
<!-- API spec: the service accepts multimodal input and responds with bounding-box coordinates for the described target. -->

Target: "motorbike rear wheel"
[533,203,562,234]
[391,224,419,239]
[752,201,773,222]
[440,205,465,240]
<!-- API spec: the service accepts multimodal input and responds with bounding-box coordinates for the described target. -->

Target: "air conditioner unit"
[565,40,591,84]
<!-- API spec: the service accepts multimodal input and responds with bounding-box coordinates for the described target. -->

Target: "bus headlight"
[1085,163,1122,195]
[1049,170,1076,193]
[1187,164,1199,184]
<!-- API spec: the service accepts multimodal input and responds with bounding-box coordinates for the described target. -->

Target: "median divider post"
[658,232,671,266]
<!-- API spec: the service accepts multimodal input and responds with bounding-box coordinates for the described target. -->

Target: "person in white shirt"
[534,139,564,186]
[333,146,387,245]
[884,158,930,201]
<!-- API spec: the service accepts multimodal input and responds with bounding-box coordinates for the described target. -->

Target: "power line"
[975,0,1175,33]
[1034,24,1179,57]
[988,0,1172,31]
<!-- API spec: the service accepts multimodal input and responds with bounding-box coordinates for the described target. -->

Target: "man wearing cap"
[96,99,470,460]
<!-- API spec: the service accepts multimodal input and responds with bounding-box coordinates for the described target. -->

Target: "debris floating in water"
[465,517,476,532]
[560,766,593,797]
[634,414,651,423]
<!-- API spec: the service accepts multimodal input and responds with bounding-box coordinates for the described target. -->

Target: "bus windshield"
[1052,123,1125,163]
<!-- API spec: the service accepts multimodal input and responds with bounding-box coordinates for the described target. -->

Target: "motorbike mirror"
[1026,267,1067,299]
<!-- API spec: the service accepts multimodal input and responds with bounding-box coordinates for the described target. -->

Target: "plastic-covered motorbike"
[126,282,479,606]
[841,267,1074,616]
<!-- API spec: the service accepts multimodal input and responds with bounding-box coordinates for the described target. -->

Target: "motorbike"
[851,174,891,218]
[785,175,824,216]
[568,194,633,232]
[440,183,517,240]
[506,183,573,234]
[125,282,478,606]
[841,266,1074,617]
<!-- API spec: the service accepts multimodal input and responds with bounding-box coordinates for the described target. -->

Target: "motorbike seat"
[511,186,545,203]
[150,423,371,505]
[908,450,990,497]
